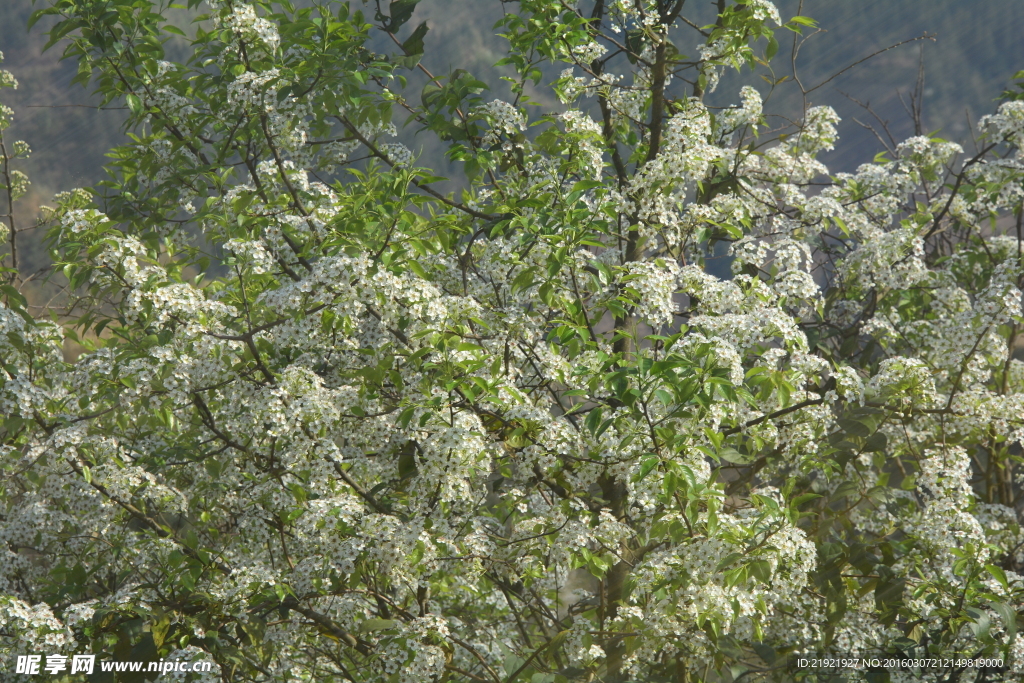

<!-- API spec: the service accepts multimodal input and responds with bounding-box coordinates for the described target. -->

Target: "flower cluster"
[220,2,280,52]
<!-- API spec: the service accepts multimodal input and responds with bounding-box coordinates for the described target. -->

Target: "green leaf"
[126,93,143,115]
[719,447,754,465]
[151,616,171,648]
[788,15,818,27]
[625,30,645,64]
[511,267,537,294]
[360,618,398,632]
[986,564,1009,590]
[716,553,746,573]
[633,455,660,483]
[989,601,1017,642]
[398,443,418,480]
[837,418,871,438]
[27,8,52,31]
[398,406,416,429]
[547,629,569,657]
[874,574,905,609]
[749,559,772,583]
[966,606,992,640]
[402,21,429,56]
[831,479,860,503]
[863,431,887,452]
[752,642,776,665]
[387,0,420,32]
[790,493,821,509]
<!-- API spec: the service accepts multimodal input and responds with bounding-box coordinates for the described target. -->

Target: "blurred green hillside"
[2,0,1023,274]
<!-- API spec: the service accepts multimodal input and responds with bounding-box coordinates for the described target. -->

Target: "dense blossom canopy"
[1,1,1024,681]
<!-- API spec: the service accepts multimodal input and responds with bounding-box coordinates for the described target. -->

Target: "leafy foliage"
[1,1,1024,682]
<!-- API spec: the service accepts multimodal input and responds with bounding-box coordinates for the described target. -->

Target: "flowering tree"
[2,0,1024,681]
